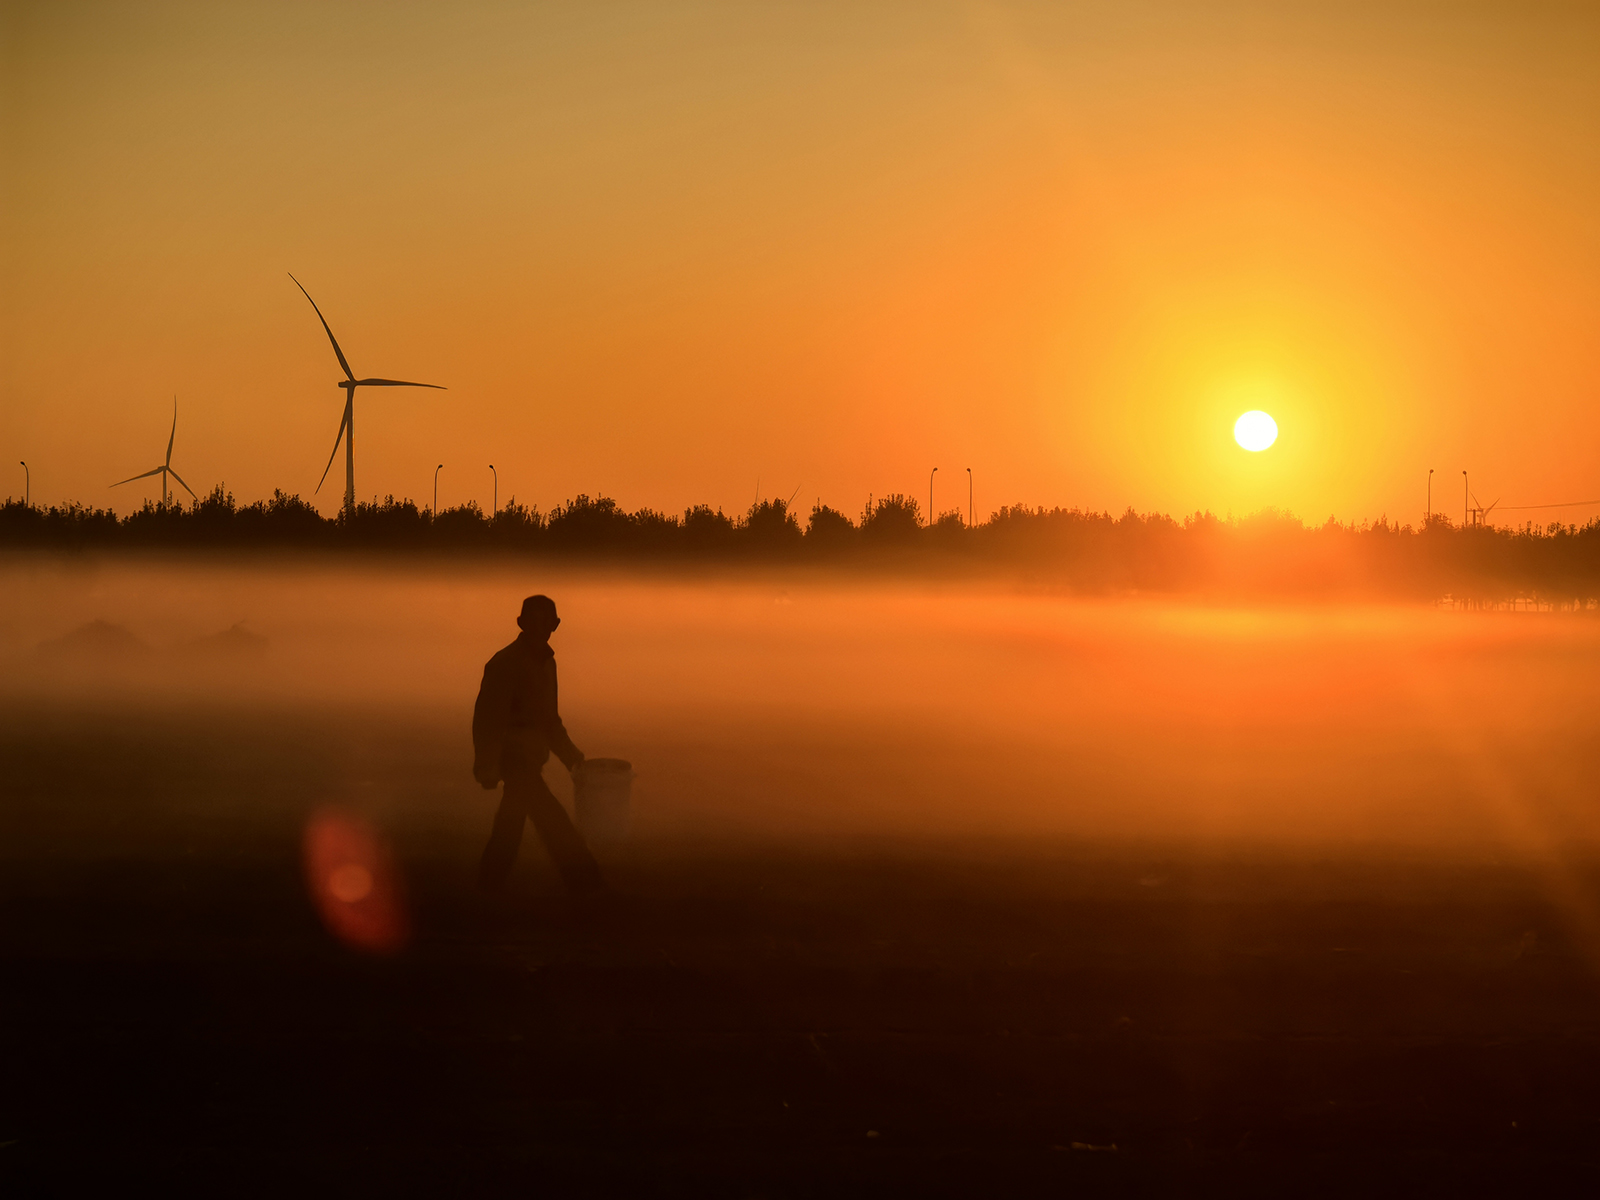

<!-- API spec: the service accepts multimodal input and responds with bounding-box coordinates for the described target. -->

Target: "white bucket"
[573,758,634,846]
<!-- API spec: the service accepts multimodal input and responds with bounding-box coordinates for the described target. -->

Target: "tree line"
[4,487,1600,603]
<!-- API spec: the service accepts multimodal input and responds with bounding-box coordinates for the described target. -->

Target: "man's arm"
[471,656,511,788]
[544,658,584,772]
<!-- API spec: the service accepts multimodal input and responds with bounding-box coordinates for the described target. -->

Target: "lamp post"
[434,463,444,519]
[489,464,497,518]
[966,467,972,529]
[1427,468,1433,522]
[928,466,938,528]
[1463,470,1468,527]
[19,461,27,508]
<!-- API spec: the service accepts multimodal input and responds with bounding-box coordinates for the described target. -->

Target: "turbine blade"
[167,397,177,467]
[167,467,198,500]
[289,274,357,382]
[353,378,447,389]
[111,466,166,486]
[314,403,350,495]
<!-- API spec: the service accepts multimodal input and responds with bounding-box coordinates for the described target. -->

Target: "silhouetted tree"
[545,494,636,551]
[805,503,855,549]
[488,500,543,548]
[682,504,736,553]
[237,490,328,543]
[860,494,921,543]
[434,501,489,546]
[633,507,680,553]
[0,498,119,547]
[928,509,966,548]
[348,495,427,546]
[742,499,802,551]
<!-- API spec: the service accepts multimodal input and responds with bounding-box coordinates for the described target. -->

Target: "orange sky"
[3,1,1598,523]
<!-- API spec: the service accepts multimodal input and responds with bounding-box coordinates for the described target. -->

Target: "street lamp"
[966,467,972,529]
[1463,470,1468,527]
[1427,468,1433,522]
[19,461,28,509]
[434,463,444,519]
[489,464,497,518]
[928,466,938,528]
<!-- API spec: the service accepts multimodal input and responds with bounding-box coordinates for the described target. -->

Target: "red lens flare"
[303,808,408,954]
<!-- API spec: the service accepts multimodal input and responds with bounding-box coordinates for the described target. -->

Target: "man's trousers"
[479,770,603,894]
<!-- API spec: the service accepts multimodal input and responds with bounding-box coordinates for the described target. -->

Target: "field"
[3,558,1600,1192]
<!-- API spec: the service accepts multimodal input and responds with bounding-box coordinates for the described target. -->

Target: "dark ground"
[3,705,1600,1197]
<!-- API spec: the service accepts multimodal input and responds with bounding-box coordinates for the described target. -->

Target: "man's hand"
[567,752,586,776]
[473,763,501,790]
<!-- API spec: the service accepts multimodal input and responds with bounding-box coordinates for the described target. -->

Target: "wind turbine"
[1470,493,1500,528]
[112,397,196,508]
[290,274,446,516]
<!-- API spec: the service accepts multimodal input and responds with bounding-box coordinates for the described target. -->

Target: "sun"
[1233,410,1278,452]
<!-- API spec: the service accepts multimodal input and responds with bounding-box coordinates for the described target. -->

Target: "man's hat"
[517,594,559,630]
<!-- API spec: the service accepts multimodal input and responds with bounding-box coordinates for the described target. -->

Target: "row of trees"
[5,488,1600,602]
[0,488,904,551]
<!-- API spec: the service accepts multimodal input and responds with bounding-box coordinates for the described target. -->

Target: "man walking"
[473,594,603,895]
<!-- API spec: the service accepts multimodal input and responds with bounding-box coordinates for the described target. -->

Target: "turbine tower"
[290,274,446,516]
[112,397,196,507]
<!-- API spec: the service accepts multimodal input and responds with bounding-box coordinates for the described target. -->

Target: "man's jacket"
[472,633,582,784]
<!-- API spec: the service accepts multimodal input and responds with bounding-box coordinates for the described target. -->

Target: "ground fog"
[3,556,1599,856]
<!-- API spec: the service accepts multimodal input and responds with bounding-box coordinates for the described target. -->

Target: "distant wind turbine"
[290,274,446,516]
[112,397,196,507]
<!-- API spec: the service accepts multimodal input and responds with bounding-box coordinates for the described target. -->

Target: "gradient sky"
[3,1,1598,523]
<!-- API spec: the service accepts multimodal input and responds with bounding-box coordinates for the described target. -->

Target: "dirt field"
[3,560,1600,1192]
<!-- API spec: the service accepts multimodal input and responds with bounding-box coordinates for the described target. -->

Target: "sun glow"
[1234,411,1278,452]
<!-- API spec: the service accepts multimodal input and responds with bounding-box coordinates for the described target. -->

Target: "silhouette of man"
[473,594,603,895]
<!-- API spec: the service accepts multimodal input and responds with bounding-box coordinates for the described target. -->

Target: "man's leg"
[477,782,528,895]
[519,773,605,894]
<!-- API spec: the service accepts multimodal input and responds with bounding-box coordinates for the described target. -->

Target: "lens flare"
[1233,410,1278,452]
[327,862,374,903]
[303,808,408,954]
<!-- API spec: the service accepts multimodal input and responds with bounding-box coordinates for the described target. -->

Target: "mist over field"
[9,563,1600,1193]
[6,555,1600,855]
